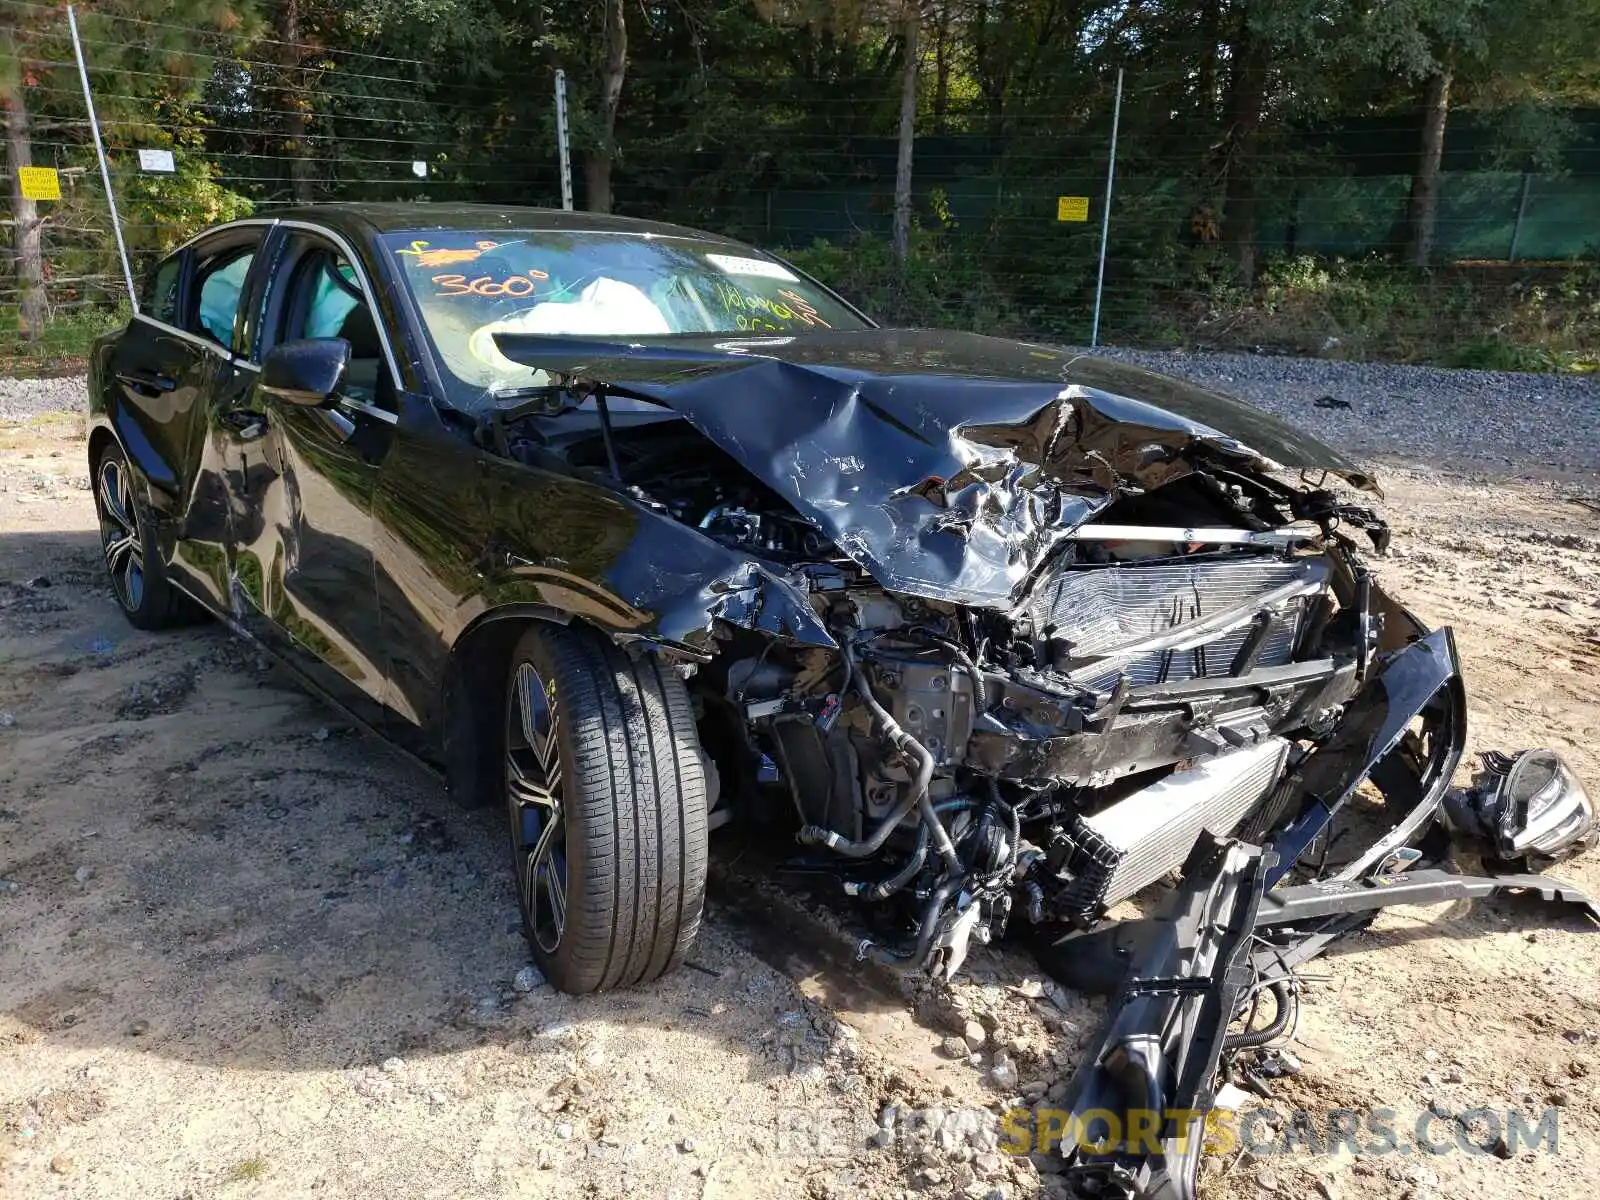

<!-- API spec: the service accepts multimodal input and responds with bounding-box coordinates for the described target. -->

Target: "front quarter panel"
[371,409,822,755]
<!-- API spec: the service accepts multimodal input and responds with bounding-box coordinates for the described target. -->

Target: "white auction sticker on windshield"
[704,253,798,281]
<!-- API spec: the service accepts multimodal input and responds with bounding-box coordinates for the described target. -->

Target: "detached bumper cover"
[1052,834,1268,1200]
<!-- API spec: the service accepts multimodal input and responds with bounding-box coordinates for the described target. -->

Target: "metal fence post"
[67,4,138,313]
[1508,171,1532,262]
[554,69,574,211]
[1090,67,1123,349]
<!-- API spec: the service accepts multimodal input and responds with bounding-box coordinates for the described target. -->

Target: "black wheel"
[504,622,708,993]
[93,443,196,630]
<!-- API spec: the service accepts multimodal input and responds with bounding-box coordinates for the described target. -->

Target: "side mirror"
[261,338,351,407]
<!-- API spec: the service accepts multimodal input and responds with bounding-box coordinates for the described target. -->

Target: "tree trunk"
[931,0,950,133]
[3,82,46,341]
[1220,11,1267,281]
[586,0,628,214]
[1405,68,1452,267]
[277,0,314,202]
[892,6,918,267]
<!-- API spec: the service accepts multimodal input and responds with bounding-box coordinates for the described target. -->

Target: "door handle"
[114,369,177,396]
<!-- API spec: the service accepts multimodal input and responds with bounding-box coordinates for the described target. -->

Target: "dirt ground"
[3,408,1599,1200]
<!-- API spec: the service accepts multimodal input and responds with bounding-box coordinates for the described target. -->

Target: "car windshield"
[381,229,868,400]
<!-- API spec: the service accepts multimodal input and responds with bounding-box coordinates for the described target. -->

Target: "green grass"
[0,304,127,373]
[223,1157,268,1184]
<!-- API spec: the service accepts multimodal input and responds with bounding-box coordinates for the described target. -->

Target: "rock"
[871,1128,894,1149]
[0,879,20,894]
[974,1153,1004,1176]
[73,865,95,884]
[1020,1080,1048,1100]
[379,1056,405,1073]
[353,1076,392,1100]
[963,1020,987,1051]
[1549,1089,1572,1107]
[49,1155,76,1176]
[0,713,15,729]
[913,1167,946,1190]
[1441,1067,1464,1083]
[125,1018,149,1037]
[1255,1168,1279,1192]
[1046,1081,1070,1102]
[1316,1180,1338,1200]
[511,964,545,992]
[942,1035,970,1059]
[678,1136,696,1154]
[555,1122,574,1140]
[427,1090,446,1106]
[989,1054,1019,1091]
[314,727,330,741]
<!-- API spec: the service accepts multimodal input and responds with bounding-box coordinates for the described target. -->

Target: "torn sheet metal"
[492,329,1375,607]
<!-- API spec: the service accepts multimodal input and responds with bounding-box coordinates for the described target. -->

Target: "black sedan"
[89,203,1593,1010]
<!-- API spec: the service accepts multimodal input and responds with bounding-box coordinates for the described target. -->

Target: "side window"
[143,255,182,323]
[192,249,255,348]
[280,248,386,400]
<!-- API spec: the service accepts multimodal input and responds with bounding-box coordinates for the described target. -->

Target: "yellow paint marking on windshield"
[396,239,519,268]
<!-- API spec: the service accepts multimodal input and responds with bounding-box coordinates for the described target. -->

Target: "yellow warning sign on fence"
[18,166,61,201]
[1056,195,1090,222]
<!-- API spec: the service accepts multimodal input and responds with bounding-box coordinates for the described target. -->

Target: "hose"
[797,640,944,866]
[910,629,989,715]
[1223,980,1295,1051]
[910,875,967,969]
[861,797,986,901]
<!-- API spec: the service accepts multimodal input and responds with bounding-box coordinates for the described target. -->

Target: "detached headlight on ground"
[1447,748,1596,863]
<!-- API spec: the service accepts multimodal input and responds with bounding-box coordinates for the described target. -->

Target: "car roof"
[259,202,743,245]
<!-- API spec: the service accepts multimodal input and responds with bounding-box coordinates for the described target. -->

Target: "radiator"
[1025,554,1328,692]
[1058,737,1291,914]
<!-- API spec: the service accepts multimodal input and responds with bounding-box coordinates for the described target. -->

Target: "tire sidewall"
[504,627,593,990]
[93,442,173,628]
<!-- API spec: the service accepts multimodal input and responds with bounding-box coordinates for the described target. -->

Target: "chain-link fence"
[5,0,1599,375]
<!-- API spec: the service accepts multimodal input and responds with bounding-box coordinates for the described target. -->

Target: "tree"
[1,0,259,336]
[585,0,628,212]
[2,16,46,338]
[892,1,918,265]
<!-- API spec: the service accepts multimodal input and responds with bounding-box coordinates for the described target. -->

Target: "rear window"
[381,229,866,398]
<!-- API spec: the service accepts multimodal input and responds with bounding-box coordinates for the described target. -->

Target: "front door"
[224,229,398,724]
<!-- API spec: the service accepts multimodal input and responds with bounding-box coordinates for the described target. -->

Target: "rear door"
[223,226,398,723]
[104,224,270,610]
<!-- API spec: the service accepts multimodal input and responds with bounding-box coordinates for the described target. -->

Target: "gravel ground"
[1094,347,1600,478]
[7,351,1596,478]
[0,377,86,424]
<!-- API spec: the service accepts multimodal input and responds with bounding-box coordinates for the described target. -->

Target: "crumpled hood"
[495,328,1374,608]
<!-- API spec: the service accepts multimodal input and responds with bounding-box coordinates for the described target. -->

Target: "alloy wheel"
[97,456,145,613]
[507,661,567,954]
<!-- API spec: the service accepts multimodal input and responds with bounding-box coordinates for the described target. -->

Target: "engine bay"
[480,404,1407,974]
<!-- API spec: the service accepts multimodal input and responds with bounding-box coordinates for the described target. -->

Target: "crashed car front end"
[480,328,1596,1193]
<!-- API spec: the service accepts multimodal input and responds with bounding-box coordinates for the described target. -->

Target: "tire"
[503,622,708,993]
[92,442,198,630]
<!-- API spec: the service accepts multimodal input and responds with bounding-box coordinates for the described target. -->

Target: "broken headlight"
[1446,749,1596,864]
